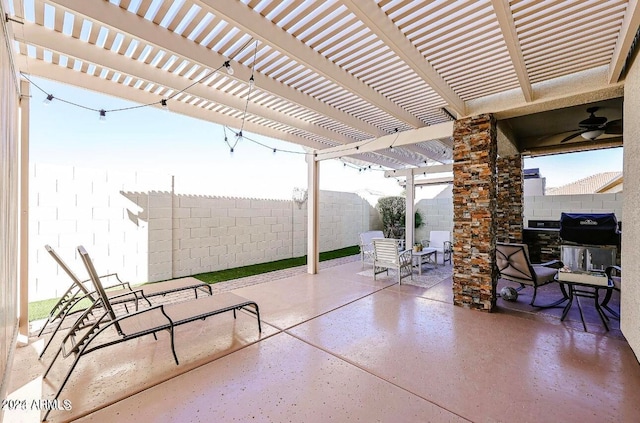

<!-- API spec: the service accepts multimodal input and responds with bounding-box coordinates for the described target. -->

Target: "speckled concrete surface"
[7,258,640,423]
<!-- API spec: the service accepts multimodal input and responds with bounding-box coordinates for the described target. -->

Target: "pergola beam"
[14,21,353,146]
[608,0,640,83]
[195,0,425,128]
[46,0,385,138]
[491,0,533,102]
[343,0,466,117]
[384,164,453,179]
[314,122,454,161]
[19,58,331,151]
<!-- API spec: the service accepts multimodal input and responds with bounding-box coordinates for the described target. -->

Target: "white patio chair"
[359,230,384,268]
[372,238,413,284]
[422,231,452,265]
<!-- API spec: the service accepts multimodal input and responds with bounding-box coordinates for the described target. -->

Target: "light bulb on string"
[99,109,106,122]
[249,75,255,88]
[43,94,54,105]
[224,61,234,75]
[161,99,168,110]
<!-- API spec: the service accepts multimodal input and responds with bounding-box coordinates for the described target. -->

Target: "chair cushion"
[532,265,558,284]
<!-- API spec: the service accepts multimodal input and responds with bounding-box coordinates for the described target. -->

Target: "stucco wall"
[0,15,20,406]
[622,52,640,360]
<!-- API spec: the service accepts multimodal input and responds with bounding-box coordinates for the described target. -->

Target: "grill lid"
[559,212,620,245]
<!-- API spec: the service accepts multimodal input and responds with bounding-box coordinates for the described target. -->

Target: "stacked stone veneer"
[452,114,497,311]
[496,155,523,243]
[29,163,373,301]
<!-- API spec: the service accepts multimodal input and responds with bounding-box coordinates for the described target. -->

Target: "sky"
[27,76,623,200]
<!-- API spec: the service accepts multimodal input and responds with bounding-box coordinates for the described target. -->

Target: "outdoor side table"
[411,248,437,275]
[557,270,613,331]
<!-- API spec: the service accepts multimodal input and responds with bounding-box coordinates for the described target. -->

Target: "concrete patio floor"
[5,258,639,422]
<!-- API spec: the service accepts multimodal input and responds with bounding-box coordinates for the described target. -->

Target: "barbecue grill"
[559,213,620,272]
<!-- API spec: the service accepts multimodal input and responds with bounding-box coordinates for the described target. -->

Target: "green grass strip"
[193,245,359,283]
[28,246,359,322]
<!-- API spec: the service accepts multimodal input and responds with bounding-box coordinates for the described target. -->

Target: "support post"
[307,154,319,274]
[405,174,415,249]
[19,79,30,336]
[452,114,498,311]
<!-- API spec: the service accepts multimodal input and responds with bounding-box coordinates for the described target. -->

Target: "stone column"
[496,155,523,243]
[452,114,497,311]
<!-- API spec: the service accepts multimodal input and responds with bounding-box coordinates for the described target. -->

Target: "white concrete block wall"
[415,198,454,243]
[523,193,623,225]
[412,193,623,245]
[154,190,369,279]
[30,164,170,301]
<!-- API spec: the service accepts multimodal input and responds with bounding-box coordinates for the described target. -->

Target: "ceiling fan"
[560,107,623,143]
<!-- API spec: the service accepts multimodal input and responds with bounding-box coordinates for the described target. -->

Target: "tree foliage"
[376,196,423,238]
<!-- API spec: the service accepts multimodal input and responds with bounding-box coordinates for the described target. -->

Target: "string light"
[19,43,409,173]
[389,128,399,150]
[224,61,234,75]
[19,36,257,120]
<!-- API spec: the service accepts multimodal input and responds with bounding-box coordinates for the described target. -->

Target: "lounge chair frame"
[42,246,261,421]
[38,245,213,358]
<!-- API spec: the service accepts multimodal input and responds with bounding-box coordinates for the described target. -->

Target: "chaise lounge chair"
[38,245,213,359]
[42,245,261,421]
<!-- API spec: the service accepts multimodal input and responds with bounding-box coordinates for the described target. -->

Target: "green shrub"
[376,196,423,238]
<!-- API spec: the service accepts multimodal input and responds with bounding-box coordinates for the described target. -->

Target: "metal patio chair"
[496,242,568,308]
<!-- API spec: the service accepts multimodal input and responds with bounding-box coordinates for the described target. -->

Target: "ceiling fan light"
[581,129,604,140]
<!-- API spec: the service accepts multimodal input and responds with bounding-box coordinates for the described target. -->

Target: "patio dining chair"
[38,245,213,359]
[496,242,569,308]
[42,246,261,422]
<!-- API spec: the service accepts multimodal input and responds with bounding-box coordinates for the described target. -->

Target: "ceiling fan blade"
[604,119,623,134]
[560,131,583,143]
[579,107,608,127]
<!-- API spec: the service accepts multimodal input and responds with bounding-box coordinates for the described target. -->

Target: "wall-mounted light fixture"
[292,187,308,209]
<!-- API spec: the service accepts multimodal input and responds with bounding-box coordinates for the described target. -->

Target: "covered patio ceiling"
[4,0,639,169]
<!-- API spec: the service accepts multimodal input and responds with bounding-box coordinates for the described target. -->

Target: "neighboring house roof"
[546,172,623,195]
